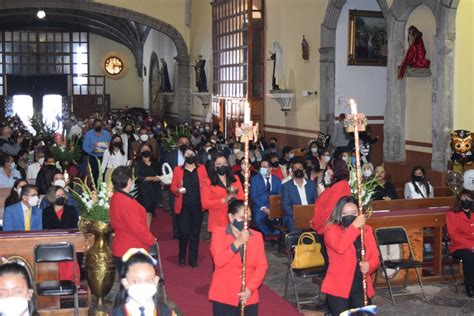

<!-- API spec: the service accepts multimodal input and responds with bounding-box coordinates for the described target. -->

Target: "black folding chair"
[374,227,426,304]
[34,242,78,315]
[283,232,326,312]
[443,227,463,293]
[149,242,167,303]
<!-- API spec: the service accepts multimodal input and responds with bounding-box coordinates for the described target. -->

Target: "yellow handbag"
[291,232,325,269]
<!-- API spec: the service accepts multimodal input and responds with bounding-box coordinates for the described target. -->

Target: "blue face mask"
[259,167,268,177]
[351,157,357,165]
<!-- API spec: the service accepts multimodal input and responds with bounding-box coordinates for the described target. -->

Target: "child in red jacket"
[322,196,380,316]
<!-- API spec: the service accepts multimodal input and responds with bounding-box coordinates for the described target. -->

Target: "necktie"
[139,306,145,316]
[266,177,271,192]
[25,207,31,231]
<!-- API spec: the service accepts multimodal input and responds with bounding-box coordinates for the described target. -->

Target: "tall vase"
[86,220,115,316]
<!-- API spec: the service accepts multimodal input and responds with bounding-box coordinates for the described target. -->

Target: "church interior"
[0,0,473,315]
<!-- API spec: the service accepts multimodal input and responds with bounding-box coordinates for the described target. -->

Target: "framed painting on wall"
[348,10,387,66]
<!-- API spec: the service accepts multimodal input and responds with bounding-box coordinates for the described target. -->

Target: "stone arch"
[320,0,459,171]
[0,0,191,122]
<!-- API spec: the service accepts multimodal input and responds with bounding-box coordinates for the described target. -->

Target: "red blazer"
[209,226,268,306]
[446,210,474,253]
[201,176,244,232]
[169,164,209,214]
[322,224,380,299]
[311,180,351,234]
[110,191,156,257]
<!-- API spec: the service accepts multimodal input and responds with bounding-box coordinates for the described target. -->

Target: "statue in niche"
[397,25,431,80]
[194,55,208,92]
[268,41,283,91]
[301,35,309,60]
[159,58,173,92]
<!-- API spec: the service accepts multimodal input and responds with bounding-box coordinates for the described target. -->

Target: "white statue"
[269,41,283,91]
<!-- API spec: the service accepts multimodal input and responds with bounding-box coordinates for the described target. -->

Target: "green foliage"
[49,136,83,164]
[162,126,191,152]
[29,114,56,146]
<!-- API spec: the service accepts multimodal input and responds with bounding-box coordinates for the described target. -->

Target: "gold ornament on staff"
[344,99,369,306]
[235,99,258,316]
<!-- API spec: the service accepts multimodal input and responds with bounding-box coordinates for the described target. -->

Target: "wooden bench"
[293,204,314,231]
[394,186,452,199]
[0,187,12,226]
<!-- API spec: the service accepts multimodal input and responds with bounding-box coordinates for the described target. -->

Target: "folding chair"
[284,231,326,312]
[34,242,78,315]
[374,227,426,304]
[149,242,167,303]
[443,227,463,293]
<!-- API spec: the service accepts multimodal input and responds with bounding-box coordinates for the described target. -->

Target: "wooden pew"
[293,204,314,230]
[394,186,452,199]
[368,196,456,285]
[0,229,89,315]
[268,195,283,218]
[0,187,12,225]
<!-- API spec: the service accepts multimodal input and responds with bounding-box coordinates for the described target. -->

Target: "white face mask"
[0,296,29,316]
[54,179,66,188]
[29,195,39,207]
[311,147,318,154]
[38,158,45,165]
[233,148,241,154]
[127,283,157,306]
[363,170,372,177]
[289,153,295,159]
[323,155,331,162]
[324,172,332,185]
[9,162,16,170]
[140,134,149,142]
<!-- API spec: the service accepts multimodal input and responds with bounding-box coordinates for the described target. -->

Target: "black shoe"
[178,259,185,267]
[189,262,199,268]
[466,285,474,298]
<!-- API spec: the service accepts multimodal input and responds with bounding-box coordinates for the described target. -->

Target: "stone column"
[319,46,335,135]
[175,55,191,123]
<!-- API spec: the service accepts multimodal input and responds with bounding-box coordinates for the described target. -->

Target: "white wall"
[142,29,178,111]
[88,33,143,108]
[335,0,387,116]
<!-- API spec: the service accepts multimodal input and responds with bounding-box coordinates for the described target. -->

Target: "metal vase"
[86,221,115,316]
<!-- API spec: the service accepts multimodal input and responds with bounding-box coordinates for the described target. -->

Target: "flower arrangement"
[71,159,113,222]
[49,136,83,166]
[29,114,57,146]
[162,125,191,151]
[348,163,381,208]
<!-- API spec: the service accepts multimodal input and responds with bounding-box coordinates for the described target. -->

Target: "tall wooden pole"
[345,99,368,306]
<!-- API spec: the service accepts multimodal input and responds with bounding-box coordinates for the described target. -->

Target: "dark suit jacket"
[281,179,317,218]
[164,149,180,170]
[42,204,79,230]
[250,174,282,211]
[3,202,42,231]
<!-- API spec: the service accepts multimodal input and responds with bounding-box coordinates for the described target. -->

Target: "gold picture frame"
[348,10,387,66]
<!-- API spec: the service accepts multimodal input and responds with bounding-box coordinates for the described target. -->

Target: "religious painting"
[347,10,387,66]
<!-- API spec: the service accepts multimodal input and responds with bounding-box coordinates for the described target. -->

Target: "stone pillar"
[319,46,335,135]
[383,19,407,162]
[175,55,191,123]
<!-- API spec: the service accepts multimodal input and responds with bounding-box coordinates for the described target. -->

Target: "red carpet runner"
[150,210,303,316]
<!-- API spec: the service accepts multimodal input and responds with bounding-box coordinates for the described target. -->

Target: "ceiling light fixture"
[36,10,46,19]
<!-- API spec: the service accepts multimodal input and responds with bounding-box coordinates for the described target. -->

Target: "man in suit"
[281,158,318,232]
[3,184,42,231]
[164,135,190,239]
[250,159,282,236]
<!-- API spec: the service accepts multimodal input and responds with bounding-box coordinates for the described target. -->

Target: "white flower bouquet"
[348,163,381,212]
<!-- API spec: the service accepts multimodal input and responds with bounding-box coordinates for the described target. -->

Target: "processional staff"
[235,100,259,316]
[344,99,369,306]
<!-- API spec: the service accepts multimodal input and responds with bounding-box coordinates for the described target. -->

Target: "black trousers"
[88,155,102,185]
[177,204,204,265]
[326,266,368,316]
[317,234,329,270]
[168,190,179,238]
[453,249,474,286]
[212,301,258,316]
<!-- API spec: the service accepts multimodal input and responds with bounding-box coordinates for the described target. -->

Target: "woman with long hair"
[404,165,433,199]
[446,189,474,297]
[322,196,380,315]
[170,147,208,267]
[202,153,244,234]
[0,262,37,316]
[4,178,28,208]
[112,249,173,315]
[311,158,352,266]
[134,143,162,228]
[102,133,128,181]
[209,199,267,316]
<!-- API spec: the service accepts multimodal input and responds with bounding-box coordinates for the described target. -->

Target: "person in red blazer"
[170,148,209,267]
[321,195,380,315]
[202,153,244,233]
[446,190,474,297]
[311,158,351,266]
[110,166,156,273]
[209,199,267,315]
